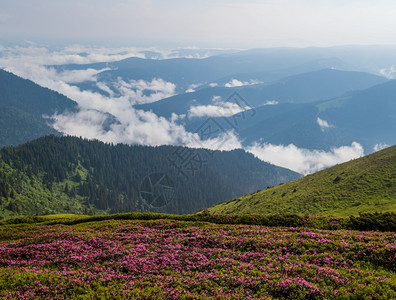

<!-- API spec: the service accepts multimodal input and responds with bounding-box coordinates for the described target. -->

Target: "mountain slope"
[0,105,58,148]
[318,79,396,147]
[250,69,388,104]
[208,145,396,216]
[197,57,353,90]
[0,135,300,219]
[0,69,77,147]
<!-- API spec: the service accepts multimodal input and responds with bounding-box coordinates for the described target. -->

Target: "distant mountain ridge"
[59,45,396,96]
[181,78,396,152]
[136,69,388,118]
[208,145,396,216]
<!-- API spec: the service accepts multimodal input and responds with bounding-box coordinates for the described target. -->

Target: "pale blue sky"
[1,0,396,47]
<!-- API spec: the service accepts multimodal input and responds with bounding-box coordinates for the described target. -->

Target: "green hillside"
[208,145,396,216]
[0,135,300,219]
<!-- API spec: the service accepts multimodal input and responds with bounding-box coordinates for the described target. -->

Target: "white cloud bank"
[38,78,184,145]
[188,102,247,118]
[246,142,364,175]
[186,131,243,152]
[0,45,185,146]
[52,108,195,146]
[113,78,176,105]
[264,100,278,106]
[0,44,145,68]
[188,95,254,118]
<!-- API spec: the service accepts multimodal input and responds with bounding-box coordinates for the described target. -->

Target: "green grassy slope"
[208,145,396,216]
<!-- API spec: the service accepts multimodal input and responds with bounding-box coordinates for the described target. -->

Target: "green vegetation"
[0,214,395,299]
[2,211,395,232]
[0,135,300,218]
[209,145,396,216]
[0,105,58,149]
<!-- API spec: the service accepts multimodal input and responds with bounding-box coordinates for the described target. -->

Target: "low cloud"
[185,83,200,93]
[246,142,364,175]
[225,79,244,88]
[52,108,196,146]
[379,66,396,79]
[317,117,334,131]
[51,110,113,141]
[5,63,175,106]
[56,68,111,84]
[264,100,278,105]
[212,95,222,102]
[0,44,194,148]
[225,79,260,88]
[188,102,247,118]
[186,130,242,151]
[5,63,93,86]
[34,76,187,146]
[373,143,389,152]
[0,44,238,69]
[113,78,176,105]
[47,80,196,146]
[96,82,115,97]
[0,44,145,69]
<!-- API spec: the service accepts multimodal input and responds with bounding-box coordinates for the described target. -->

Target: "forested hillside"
[0,70,77,148]
[0,135,300,218]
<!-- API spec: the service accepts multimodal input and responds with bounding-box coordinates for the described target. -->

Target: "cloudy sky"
[1,0,396,48]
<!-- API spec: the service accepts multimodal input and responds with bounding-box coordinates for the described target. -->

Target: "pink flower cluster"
[0,220,395,299]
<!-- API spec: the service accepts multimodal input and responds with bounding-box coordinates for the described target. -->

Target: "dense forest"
[0,135,300,218]
[0,69,77,148]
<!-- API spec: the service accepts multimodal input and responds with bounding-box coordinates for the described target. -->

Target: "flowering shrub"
[0,219,395,299]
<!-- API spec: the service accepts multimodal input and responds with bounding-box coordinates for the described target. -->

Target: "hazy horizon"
[2,0,396,48]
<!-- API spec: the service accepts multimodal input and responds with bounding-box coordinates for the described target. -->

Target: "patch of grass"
[1,211,395,232]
